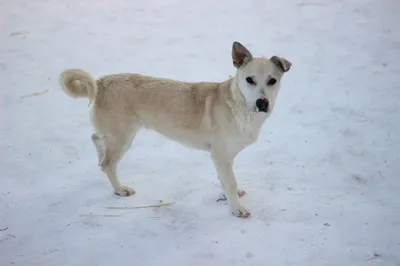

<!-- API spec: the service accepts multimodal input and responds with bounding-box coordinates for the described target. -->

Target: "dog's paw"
[216,189,247,202]
[114,186,136,197]
[231,205,251,218]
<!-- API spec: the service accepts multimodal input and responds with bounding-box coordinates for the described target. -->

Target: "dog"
[59,41,291,218]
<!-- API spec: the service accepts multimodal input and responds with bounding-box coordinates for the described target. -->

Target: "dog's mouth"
[255,98,269,113]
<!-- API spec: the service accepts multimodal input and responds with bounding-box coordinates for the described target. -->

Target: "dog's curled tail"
[60,69,98,104]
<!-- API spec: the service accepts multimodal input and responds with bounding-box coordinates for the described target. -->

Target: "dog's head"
[232,41,292,113]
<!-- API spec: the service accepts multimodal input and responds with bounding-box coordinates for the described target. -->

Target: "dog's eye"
[246,77,255,85]
[267,78,277,86]
[246,77,256,85]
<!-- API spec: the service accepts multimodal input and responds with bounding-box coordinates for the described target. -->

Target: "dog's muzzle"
[256,97,269,113]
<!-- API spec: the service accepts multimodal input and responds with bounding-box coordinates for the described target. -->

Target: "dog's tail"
[60,69,98,105]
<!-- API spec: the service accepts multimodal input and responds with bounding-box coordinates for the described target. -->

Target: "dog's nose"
[256,98,269,112]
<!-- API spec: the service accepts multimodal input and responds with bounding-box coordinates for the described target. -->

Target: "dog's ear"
[270,56,292,72]
[232,41,253,68]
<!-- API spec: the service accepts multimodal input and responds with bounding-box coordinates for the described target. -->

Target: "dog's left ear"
[270,56,292,72]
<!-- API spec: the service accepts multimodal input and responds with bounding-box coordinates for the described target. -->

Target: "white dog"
[59,41,291,218]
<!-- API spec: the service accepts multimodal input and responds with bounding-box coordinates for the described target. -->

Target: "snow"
[1,0,399,265]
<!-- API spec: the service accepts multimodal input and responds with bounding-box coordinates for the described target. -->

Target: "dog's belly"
[156,130,212,151]
[143,123,212,152]
[137,108,213,151]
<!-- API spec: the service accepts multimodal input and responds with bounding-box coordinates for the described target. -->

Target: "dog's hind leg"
[101,128,137,196]
[216,185,247,202]
[91,119,139,197]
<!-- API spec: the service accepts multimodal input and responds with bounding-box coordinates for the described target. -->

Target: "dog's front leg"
[211,150,250,218]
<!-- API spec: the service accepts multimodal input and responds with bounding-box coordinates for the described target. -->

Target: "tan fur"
[60,69,98,104]
[59,42,291,218]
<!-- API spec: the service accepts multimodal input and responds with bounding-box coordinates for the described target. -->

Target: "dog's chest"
[233,112,267,145]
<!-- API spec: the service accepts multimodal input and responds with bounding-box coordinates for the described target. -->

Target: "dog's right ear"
[232,41,253,68]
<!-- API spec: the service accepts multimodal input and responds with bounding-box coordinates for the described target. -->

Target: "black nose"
[256,98,269,112]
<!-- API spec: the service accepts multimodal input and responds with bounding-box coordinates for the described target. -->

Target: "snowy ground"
[1,0,400,265]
